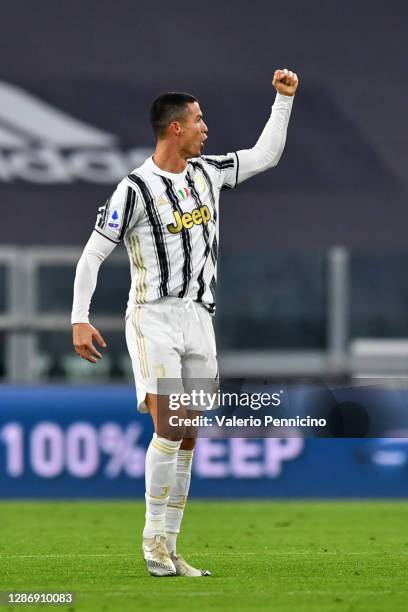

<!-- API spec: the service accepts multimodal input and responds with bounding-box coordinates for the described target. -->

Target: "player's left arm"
[236,68,298,185]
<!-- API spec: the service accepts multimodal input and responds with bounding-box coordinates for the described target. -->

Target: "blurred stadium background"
[1,0,408,502]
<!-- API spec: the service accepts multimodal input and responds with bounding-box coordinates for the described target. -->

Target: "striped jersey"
[95,153,239,315]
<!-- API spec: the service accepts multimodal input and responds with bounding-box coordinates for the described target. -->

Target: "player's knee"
[155,418,186,441]
[155,406,187,441]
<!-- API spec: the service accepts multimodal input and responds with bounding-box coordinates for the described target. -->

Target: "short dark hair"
[150,92,198,138]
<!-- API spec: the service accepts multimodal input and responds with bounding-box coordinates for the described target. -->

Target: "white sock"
[165,448,194,554]
[143,433,181,539]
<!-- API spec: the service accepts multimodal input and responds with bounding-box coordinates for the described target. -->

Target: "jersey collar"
[146,155,188,179]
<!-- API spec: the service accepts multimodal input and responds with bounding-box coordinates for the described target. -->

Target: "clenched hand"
[272,68,299,97]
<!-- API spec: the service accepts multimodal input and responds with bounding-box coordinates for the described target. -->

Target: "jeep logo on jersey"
[167,205,211,234]
[0,80,151,184]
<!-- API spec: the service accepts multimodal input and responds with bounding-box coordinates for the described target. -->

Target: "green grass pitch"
[0,501,407,611]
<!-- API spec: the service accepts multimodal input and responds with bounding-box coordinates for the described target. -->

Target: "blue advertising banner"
[0,386,407,498]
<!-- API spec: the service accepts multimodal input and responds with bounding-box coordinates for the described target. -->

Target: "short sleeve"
[201,152,239,191]
[94,180,139,243]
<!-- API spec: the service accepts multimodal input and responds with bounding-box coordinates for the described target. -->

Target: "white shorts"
[125,297,218,412]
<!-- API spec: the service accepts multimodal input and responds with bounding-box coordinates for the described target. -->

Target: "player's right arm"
[71,231,114,363]
[71,179,139,363]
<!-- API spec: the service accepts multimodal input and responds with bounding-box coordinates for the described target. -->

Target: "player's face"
[179,102,208,158]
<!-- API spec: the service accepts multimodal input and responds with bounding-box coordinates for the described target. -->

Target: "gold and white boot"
[143,535,176,577]
[170,552,211,577]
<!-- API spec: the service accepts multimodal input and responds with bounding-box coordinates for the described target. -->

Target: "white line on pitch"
[0,550,407,559]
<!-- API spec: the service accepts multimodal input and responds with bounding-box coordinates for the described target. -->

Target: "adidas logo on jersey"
[167,205,211,234]
[0,80,150,184]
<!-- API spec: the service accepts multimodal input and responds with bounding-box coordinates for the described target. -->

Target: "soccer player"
[71,68,298,577]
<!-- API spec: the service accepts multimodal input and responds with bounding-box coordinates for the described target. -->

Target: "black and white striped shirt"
[72,92,294,324]
[95,153,239,315]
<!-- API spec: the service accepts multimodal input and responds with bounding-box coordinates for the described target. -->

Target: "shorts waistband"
[146,297,202,309]
[127,297,203,314]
